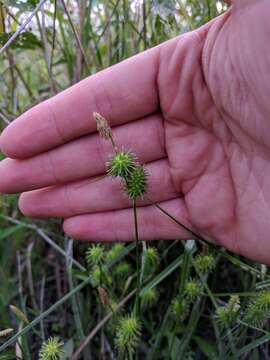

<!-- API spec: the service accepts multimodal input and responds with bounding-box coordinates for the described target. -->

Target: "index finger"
[0,46,160,159]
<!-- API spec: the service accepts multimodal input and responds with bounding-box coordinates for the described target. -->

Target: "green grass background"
[1,1,270,359]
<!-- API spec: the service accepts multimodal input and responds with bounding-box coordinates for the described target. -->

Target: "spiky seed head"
[245,291,270,327]
[216,295,240,327]
[86,244,105,266]
[144,247,159,264]
[125,165,148,199]
[141,288,158,308]
[256,291,270,309]
[91,267,112,287]
[184,280,201,301]
[194,254,215,273]
[115,314,141,355]
[144,247,159,275]
[39,337,64,360]
[107,151,137,179]
[114,262,131,278]
[171,298,189,322]
[94,112,113,140]
[106,243,125,263]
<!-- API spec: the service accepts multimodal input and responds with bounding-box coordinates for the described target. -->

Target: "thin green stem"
[133,199,141,318]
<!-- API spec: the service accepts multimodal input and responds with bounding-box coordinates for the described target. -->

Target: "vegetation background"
[1,0,270,359]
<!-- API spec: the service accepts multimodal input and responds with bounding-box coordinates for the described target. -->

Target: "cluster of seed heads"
[170,253,216,324]
[93,113,153,355]
[171,279,201,323]
[215,291,270,329]
[94,112,148,199]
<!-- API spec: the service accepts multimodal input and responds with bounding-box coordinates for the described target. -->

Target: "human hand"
[0,0,269,264]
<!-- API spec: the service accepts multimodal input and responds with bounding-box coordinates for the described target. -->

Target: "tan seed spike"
[93,112,112,140]
[98,286,111,308]
[0,328,14,337]
[93,112,117,151]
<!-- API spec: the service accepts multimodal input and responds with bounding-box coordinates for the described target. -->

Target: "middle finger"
[19,158,178,218]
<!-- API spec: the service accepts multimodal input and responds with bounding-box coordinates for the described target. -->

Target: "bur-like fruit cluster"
[115,314,141,355]
[184,280,201,301]
[39,337,64,360]
[107,151,137,179]
[245,291,270,327]
[86,244,105,266]
[125,165,148,199]
[194,254,215,273]
[144,247,159,276]
[216,295,240,328]
[141,288,158,307]
[106,243,125,263]
[171,298,189,322]
[107,150,148,199]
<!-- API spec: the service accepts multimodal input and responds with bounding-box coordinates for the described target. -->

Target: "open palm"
[0,0,269,264]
